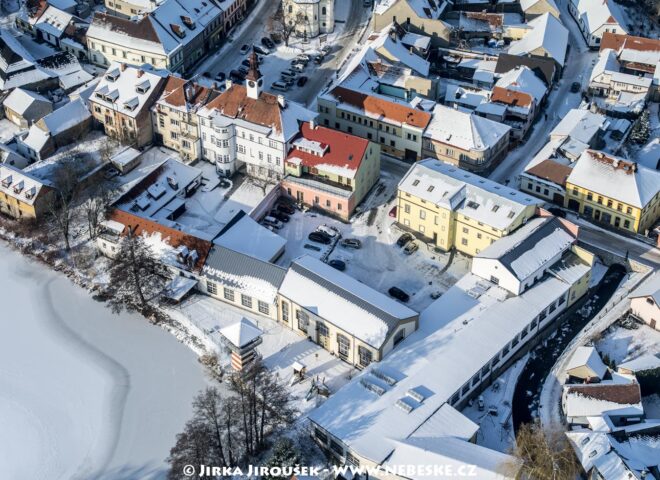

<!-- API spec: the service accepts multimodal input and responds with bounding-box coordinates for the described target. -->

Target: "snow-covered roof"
[567,150,660,209]
[219,318,263,348]
[423,104,511,153]
[476,216,576,282]
[3,88,50,116]
[202,245,286,304]
[309,268,576,465]
[494,66,547,103]
[617,354,660,373]
[279,255,418,349]
[565,346,608,379]
[550,109,607,145]
[214,212,286,263]
[40,98,90,135]
[0,163,48,205]
[91,63,164,118]
[398,159,540,231]
[507,13,568,66]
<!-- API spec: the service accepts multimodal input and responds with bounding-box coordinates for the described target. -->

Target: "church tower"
[245,50,263,100]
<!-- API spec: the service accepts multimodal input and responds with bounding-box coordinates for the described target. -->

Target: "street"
[488,0,596,186]
[192,0,371,107]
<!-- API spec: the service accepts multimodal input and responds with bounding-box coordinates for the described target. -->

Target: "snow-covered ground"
[0,242,210,480]
[275,168,471,312]
[462,356,528,453]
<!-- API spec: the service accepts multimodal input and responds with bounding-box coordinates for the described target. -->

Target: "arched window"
[322,6,326,15]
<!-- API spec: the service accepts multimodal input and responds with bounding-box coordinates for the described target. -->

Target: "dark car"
[388,286,410,302]
[570,82,581,93]
[277,203,296,215]
[308,231,332,244]
[396,232,413,247]
[297,76,308,87]
[214,72,226,82]
[270,210,290,222]
[328,259,346,271]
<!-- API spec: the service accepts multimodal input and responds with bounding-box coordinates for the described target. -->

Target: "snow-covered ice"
[0,242,209,480]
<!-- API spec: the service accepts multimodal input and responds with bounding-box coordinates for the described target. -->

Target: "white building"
[284,0,334,39]
[198,55,316,179]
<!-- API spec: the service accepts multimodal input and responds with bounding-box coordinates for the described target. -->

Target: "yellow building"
[564,150,660,235]
[397,159,541,256]
[0,164,53,220]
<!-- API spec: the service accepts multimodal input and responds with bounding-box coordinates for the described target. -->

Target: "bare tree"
[502,421,580,480]
[104,231,170,317]
[267,2,309,47]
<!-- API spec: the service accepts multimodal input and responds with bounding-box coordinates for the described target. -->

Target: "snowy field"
[0,242,210,480]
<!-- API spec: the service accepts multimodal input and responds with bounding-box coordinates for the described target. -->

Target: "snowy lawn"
[596,320,660,366]
[461,356,527,453]
[167,294,356,416]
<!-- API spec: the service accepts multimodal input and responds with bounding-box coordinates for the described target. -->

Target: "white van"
[271,81,289,92]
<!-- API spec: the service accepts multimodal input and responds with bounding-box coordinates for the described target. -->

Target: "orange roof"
[329,86,431,129]
[491,86,533,108]
[600,31,660,53]
[204,84,284,133]
[286,122,370,177]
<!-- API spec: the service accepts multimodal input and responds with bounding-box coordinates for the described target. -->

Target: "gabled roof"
[279,255,418,349]
[423,104,511,152]
[567,150,660,209]
[507,13,568,66]
[285,121,370,179]
[325,86,431,129]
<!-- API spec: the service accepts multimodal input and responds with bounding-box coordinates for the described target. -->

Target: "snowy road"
[0,242,209,480]
[489,0,596,185]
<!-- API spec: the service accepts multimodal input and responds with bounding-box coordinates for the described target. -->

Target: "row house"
[317,86,431,162]
[151,76,220,162]
[197,55,316,179]
[396,159,540,256]
[422,104,511,173]
[89,63,166,148]
[564,150,660,235]
[86,0,224,74]
[282,121,381,220]
[568,0,627,49]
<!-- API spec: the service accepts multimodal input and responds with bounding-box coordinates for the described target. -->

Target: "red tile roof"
[491,86,533,108]
[329,86,431,129]
[286,122,370,176]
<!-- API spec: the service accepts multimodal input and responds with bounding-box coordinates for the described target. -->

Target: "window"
[358,346,372,367]
[223,287,234,301]
[296,309,309,333]
[258,301,269,315]
[241,294,252,309]
[337,334,350,358]
[207,281,218,295]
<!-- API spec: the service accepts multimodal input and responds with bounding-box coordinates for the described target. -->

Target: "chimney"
[120,63,127,71]
[277,94,286,108]
[137,69,144,78]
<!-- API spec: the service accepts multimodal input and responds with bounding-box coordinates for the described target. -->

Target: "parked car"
[570,82,581,93]
[239,44,251,55]
[389,206,397,218]
[308,231,332,244]
[388,286,410,302]
[270,210,290,222]
[396,232,413,247]
[253,45,270,55]
[277,203,296,215]
[317,224,339,238]
[262,216,283,229]
[340,238,361,249]
[214,72,226,82]
[297,76,308,87]
[403,241,419,255]
[261,37,275,49]
[328,259,346,271]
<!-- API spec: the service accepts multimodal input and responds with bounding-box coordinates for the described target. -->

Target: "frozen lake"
[0,242,209,480]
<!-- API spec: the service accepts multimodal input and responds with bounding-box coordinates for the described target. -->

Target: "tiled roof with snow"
[423,104,511,152]
[567,150,660,209]
[279,255,417,349]
[398,159,539,230]
[507,13,568,66]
